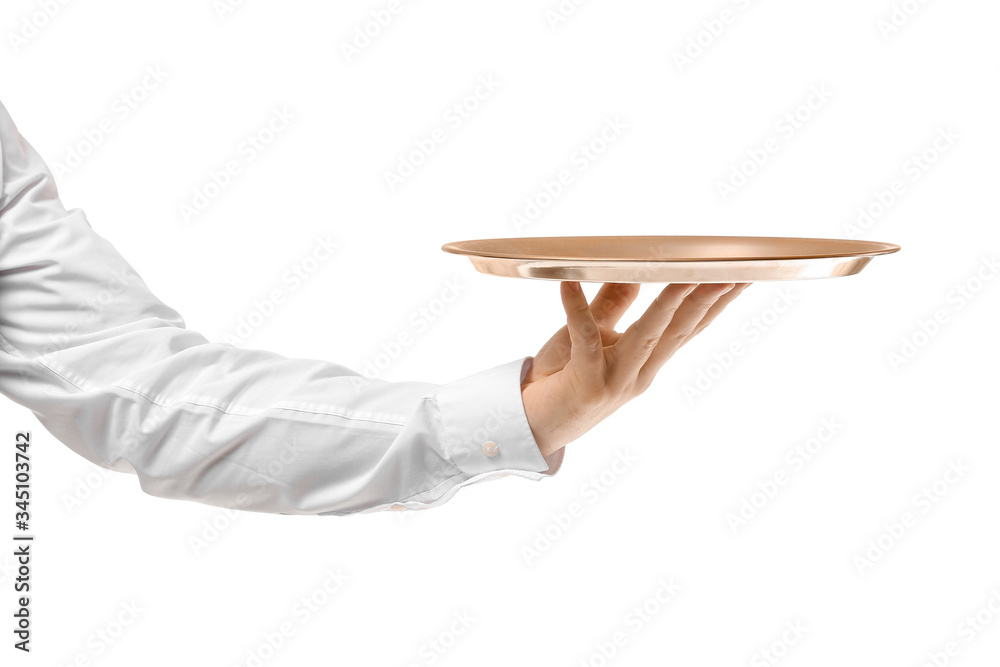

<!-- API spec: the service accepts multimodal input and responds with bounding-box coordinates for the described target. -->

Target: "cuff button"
[482,441,500,457]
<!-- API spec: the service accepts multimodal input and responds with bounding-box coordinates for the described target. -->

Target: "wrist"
[520,380,565,459]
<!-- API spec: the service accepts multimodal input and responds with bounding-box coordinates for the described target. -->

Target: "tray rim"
[441,235,901,263]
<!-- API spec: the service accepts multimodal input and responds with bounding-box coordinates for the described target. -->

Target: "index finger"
[560,281,605,379]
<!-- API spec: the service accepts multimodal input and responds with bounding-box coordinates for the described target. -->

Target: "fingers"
[636,282,747,386]
[532,282,639,379]
[589,283,641,330]
[560,281,605,379]
[689,282,751,338]
[609,282,697,379]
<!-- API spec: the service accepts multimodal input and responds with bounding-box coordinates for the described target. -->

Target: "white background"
[2,1,999,665]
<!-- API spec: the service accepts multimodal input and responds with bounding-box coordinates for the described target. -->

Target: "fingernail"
[567,281,581,292]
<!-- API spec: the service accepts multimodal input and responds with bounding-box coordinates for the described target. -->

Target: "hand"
[521,281,751,458]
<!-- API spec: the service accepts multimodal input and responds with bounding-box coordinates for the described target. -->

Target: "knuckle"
[627,375,651,398]
[605,289,630,311]
[653,295,679,314]
[668,328,691,344]
[578,326,603,348]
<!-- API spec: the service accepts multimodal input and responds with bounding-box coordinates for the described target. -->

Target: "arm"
[0,99,561,515]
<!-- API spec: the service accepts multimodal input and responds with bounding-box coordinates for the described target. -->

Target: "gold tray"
[441,235,900,283]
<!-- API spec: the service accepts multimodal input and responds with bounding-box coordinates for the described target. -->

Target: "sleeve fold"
[0,98,561,516]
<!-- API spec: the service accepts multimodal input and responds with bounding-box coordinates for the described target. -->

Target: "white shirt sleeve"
[0,99,564,515]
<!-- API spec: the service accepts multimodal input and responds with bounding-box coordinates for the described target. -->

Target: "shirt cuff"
[433,356,564,480]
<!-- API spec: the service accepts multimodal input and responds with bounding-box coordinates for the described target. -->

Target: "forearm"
[0,98,562,515]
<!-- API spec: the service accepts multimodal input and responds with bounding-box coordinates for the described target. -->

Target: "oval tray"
[441,235,900,283]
